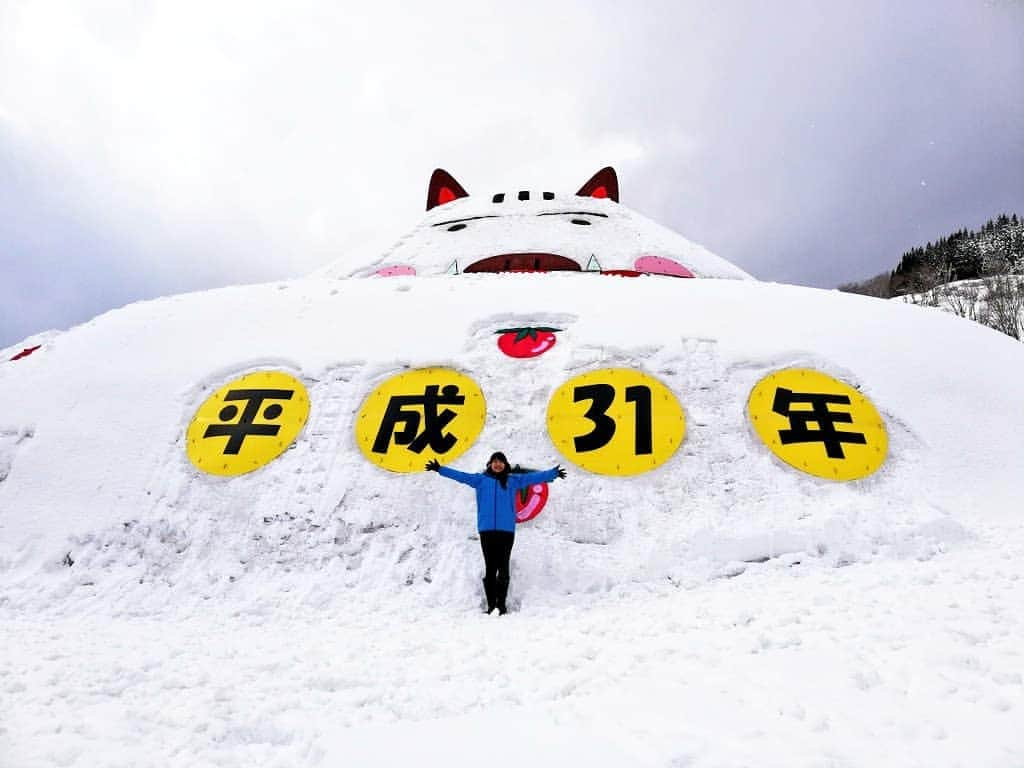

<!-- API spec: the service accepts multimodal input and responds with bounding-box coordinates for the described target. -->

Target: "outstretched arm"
[508,465,565,489]
[429,463,483,488]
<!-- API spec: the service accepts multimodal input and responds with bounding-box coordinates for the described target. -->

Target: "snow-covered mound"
[3,169,1024,767]
[1,275,1021,613]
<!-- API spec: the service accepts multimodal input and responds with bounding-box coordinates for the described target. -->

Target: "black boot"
[495,577,510,615]
[482,577,497,613]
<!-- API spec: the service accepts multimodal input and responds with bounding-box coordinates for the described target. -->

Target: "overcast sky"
[2,0,1022,348]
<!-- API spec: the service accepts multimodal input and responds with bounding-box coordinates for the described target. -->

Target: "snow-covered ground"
[2,274,1023,766]
[4,533,1023,768]
[897,275,1024,341]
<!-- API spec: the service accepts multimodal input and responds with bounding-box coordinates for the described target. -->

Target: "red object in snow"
[495,327,559,358]
[576,167,620,203]
[426,169,469,211]
[600,269,643,277]
[10,345,41,361]
[464,253,581,273]
[515,482,549,523]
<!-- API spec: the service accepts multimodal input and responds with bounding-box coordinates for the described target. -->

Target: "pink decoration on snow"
[374,265,417,277]
[634,256,695,278]
[515,483,549,523]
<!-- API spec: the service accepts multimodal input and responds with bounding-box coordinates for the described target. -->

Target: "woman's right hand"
[425,459,441,472]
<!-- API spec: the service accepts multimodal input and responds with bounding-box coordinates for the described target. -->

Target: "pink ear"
[427,169,469,210]
[576,167,619,202]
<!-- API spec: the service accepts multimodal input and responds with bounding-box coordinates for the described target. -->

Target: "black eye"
[447,223,467,232]
[571,219,591,226]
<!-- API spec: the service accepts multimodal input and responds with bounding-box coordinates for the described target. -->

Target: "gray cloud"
[1,0,1021,348]
[582,1,1024,285]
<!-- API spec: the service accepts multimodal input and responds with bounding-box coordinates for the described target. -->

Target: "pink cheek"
[634,255,694,278]
[374,265,417,277]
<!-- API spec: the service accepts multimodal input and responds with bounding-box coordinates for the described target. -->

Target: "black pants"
[479,530,515,584]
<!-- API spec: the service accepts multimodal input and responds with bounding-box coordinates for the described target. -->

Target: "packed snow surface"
[1,274,1023,767]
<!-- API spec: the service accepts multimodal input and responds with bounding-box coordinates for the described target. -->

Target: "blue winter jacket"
[437,465,559,532]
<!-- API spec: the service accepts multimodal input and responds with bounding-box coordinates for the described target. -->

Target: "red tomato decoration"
[515,482,549,523]
[495,327,560,358]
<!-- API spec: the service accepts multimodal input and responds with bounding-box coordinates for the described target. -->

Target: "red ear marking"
[576,167,619,202]
[427,169,469,210]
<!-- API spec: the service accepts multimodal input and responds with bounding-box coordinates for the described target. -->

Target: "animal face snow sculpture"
[335,168,754,280]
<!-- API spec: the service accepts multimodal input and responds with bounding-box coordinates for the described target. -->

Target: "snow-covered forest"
[841,213,1024,340]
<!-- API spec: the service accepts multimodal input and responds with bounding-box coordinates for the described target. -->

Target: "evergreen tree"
[888,213,1023,294]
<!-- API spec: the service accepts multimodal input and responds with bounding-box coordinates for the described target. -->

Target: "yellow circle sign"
[747,368,887,481]
[547,368,685,476]
[355,367,486,473]
[186,371,310,476]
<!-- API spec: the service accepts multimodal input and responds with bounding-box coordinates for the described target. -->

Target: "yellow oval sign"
[747,368,887,481]
[547,368,685,476]
[355,367,486,473]
[186,370,310,476]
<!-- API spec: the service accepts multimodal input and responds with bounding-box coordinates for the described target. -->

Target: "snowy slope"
[2,269,1024,761]
[3,274,1022,602]
[896,275,1024,340]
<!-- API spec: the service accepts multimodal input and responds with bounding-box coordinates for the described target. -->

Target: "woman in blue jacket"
[426,451,566,614]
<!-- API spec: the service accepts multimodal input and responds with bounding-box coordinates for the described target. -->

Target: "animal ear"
[427,169,469,211]
[576,167,619,202]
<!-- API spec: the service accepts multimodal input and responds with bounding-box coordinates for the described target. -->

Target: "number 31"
[572,384,653,455]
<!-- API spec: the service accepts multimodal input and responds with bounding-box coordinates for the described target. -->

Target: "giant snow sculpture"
[325,167,753,280]
[2,164,1023,604]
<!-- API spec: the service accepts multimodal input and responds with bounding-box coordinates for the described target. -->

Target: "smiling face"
[409,173,624,275]
[438,208,611,273]
[488,457,507,473]
[330,167,755,281]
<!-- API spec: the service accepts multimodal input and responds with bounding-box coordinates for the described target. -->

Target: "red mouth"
[464,253,582,273]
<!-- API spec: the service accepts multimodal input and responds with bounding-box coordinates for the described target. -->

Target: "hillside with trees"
[839,214,1024,340]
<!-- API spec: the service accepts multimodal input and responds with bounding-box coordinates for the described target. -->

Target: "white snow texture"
[1,183,1023,767]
